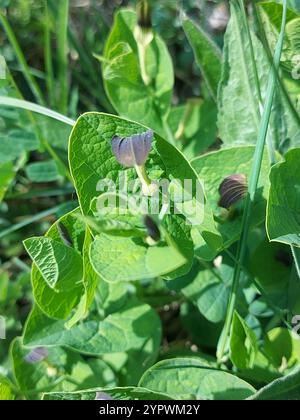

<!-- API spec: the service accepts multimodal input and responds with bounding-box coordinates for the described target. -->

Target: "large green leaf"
[11,337,59,396]
[102,9,173,137]
[64,228,99,329]
[0,376,15,400]
[180,302,223,349]
[25,160,60,183]
[218,2,267,146]
[168,99,218,159]
[248,236,292,308]
[168,260,232,323]
[90,232,187,282]
[23,299,162,356]
[263,327,300,370]
[43,387,172,400]
[68,112,215,277]
[259,2,300,72]
[191,146,269,257]
[24,237,83,290]
[267,148,300,247]
[25,209,88,320]
[248,366,300,400]
[11,337,115,397]
[69,112,202,216]
[230,311,258,370]
[0,130,39,164]
[139,358,255,400]
[183,16,222,101]
[218,1,299,151]
[192,146,269,211]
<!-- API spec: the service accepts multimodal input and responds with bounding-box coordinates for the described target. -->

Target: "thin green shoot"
[217,0,288,364]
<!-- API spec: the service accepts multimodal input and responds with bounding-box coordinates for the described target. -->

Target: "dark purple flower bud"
[143,215,161,242]
[137,0,152,29]
[95,391,114,400]
[111,130,153,167]
[25,347,48,364]
[57,222,73,247]
[218,174,247,209]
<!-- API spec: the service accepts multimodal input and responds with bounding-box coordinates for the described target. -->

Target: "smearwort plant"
[1,0,300,400]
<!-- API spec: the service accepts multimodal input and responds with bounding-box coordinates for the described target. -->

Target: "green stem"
[217,0,288,363]
[250,0,300,280]
[0,12,46,106]
[44,0,55,107]
[291,246,300,280]
[57,0,69,114]
[134,164,158,196]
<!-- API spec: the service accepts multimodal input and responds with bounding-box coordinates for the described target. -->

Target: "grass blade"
[57,0,69,114]
[44,0,55,107]
[0,203,76,240]
[217,0,288,363]
[0,96,75,126]
[0,12,46,106]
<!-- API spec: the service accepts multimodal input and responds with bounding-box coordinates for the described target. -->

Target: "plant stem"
[44,0,55,107]
[57,0,69,114]
[250,0,300,280]
[217,0,288,363]
[291,246,300,280]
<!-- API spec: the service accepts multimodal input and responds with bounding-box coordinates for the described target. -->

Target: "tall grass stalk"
[57,0,69,114]
[245,0,300,280]
[0,13,46,106]
[217,0,288,363]
[44,0,55,107]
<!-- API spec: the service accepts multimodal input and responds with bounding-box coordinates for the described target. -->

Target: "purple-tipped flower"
[57,222,73,247]
[25,347,48,364]
[95,391,114,401]
[218,174,247,209]
[111,130,153,167]
[144,215,161,242]
[137,0,152,29]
